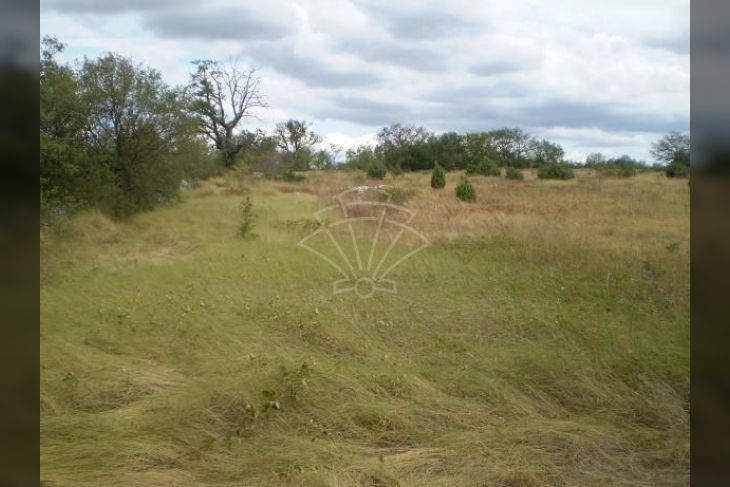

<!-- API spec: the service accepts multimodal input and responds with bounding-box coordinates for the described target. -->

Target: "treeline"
[343,125,570,173]
[40,37,690,220]
[342,125,690,179]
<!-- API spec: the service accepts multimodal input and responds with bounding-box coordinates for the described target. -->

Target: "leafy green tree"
[529,138,565,166]
[488,127,533,167]
[463,132,498,171]
[343,145,383,171]
[275,120,322,171]
[78,52,192,214]
[376,123,431,171]
[40,36,97,214]
[427,132,465,171]
[187,60,265,167]
[431,163,446,188]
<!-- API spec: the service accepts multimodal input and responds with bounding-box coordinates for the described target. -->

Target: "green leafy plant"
[505,167,524,180]
[537,163,575,180]
[455,177,476,202]
[431,163,446,189]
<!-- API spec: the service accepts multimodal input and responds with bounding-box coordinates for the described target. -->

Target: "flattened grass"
[41,170,689,486]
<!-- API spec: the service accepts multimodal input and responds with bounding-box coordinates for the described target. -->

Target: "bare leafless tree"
[188,59,266,166]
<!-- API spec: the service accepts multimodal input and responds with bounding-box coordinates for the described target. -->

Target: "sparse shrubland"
[41,169,689,486]
[40,37,690,487]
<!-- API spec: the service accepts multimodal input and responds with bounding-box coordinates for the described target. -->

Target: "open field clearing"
[41,170,689,486]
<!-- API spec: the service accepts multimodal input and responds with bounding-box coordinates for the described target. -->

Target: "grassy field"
[40,169,690,486]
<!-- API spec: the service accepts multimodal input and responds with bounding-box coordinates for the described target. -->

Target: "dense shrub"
[598,164,637,178]
[366,160,387,179]
[665,162,689,178]
[455,177,476,202]
[537,163,575,180]
[505,167,524,180]
[431,163,446,189]
[466,159,501,177]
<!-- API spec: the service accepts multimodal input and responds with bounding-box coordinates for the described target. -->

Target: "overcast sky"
[40,0,689,162]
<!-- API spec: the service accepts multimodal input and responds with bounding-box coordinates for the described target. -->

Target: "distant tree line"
[342,125,568,173]
[40,37,690,221]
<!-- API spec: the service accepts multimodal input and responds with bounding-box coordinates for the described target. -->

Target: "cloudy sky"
[40,0,689,162]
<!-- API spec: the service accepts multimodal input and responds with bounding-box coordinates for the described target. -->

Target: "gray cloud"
[243,42,381,89]
[313,95,410,126]
[42,0,191,13]
[470,60,524,76]
[144,9,290,41]
[424,82,530,102]
[423,97,689,135]
[358,3,480,40]
[338,37,446,72]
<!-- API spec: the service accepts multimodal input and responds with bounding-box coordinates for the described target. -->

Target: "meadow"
[40,169,690,486]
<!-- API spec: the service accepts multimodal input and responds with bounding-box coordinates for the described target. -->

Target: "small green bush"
[537,163,575,180]
[466,159,501,177]
[239,196,257,237]
[665,162,689,178]
[505,167,524,180]
[366,160,387,179]
[431,163,446,189]
[455,177,476,202]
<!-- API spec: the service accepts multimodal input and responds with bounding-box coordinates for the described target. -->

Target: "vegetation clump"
[505,167,524,180]
[366,160,387,179]
[466,159,501,177]
[455,177,477,202]
[431,163,446,189]
[239,196,257,237]
[665,161,690,178]
[276,169,306,182]
[597,164,638,178]
[537,163,575,180]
